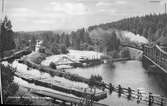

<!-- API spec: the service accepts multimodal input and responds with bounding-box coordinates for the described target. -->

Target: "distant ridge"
[88,13,167,46]
[15,29,72,34]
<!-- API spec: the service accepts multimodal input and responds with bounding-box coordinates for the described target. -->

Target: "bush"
[88,75,103,87]
[50,43,69,54]
[49,62,57,69]
[1,64,19,103]
[51,46,60,55]
[49,71,56,77]
[112,50,120,58]
[60,44,69,54]
[87,45,94,51]
[121,48,130,58]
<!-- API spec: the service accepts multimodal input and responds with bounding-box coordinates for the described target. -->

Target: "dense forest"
[88,13,167,46]
[14,29,94,54]
[14,28,121,53]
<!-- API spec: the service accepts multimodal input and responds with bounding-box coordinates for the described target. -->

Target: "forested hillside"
[88,14,167,46]
[14,13,167,55]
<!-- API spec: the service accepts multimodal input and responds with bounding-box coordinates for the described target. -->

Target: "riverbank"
[41,49,104,68]
[14,71,106,101]
[0,61,107,105]
[19,50,105,83]
[20,49,136,88]
[21,54,108,90]
[7,59,107,100]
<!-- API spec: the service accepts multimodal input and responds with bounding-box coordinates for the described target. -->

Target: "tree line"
[88,13,167,46]
[14,29,93,52]
[3,13,167,56]
[14,27,120,55]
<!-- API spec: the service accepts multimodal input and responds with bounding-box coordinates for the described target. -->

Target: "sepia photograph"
[0,0,167,106]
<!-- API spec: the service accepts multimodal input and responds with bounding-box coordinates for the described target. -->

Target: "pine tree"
[0,16,16,58]
[31,36,36,51]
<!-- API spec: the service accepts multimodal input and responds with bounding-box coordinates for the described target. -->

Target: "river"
[66,60,167,106]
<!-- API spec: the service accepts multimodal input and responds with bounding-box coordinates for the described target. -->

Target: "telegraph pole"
[2,0,4,14]
[0,0,4,104]
[165,2,167,13]
[149,0,167,14]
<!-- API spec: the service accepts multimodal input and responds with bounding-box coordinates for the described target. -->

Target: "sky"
[1,0,167,31]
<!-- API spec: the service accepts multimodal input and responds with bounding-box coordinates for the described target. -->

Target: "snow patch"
[11,60,89,89]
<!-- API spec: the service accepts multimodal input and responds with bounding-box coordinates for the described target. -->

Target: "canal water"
[66,60,167,106]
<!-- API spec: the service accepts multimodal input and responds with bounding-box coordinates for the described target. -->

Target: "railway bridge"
[143,44,167,73]
[121,42,167,73]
